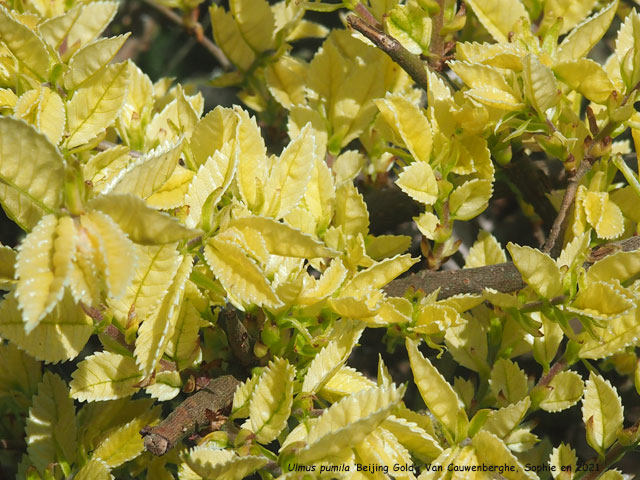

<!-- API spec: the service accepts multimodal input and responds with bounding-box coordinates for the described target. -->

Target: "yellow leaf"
[465,231,506,268]
[542,0,598,34]
[304,156,334,231]
[0,290,92,364]
[466,85,524,110]
[302,321,364,394]
[406,338,468,439]
[0,117,64,230]
[481,397,530,439]
[204,236,281,308]
[111,139,183,199]
[165,300,201,370]
[117,62,154,149]
[232,370,260,418]
[382,415,443,462]
[108,243,181,327]
[15,215,75,332]
[14,87,65,145]
[185,148,236,229]
[582,191,623,240]
[265,55,307,109]
[263,123,316,219]
[93,408,159,467]
[375,94,432,163]
[507,243,563,298]
[334,183,369,237]
[294,384,405,464]
[539,371,584,412]
[210,4,255,70]
[414,211,439,240]
[396,161,438,205]
[554,59,615,103]
[66,62,129,149]
[472,431,537,480]
[548,443,577,480]
[247,357,295,443]
[229,216,338,258]
[90,194,199,245]
[134,254,192,375]
[230,0,275,51]
[182,447,268,480]
[556,1,618,64]
[84,210,136,300]
[190,106,238,167]
[0,5,49,79]
[444,317,489,373]
[450,179,493,220]
[490,358,528,407]
[582,372,623,455]
[26,371,76,471]
[413,303,463,336]
[235,108,269,210]
[386,1,432,55]
[568,281,634,320]
[298,258,348,305]
[64,34,130,90]
[343,254,418,298]
[464,0,528,43]
[320,366,376,402]
[579,309,640,359]
[522,54,559,114]
[146,165,194,209]
[75,459,112,480]
[70,351,143,401]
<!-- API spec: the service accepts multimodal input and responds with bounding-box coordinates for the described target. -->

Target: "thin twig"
[141,0,231,70]
[346,14,429,92]
[429,0,446,68]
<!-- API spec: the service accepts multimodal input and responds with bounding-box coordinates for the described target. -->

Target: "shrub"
[0,0,639,478]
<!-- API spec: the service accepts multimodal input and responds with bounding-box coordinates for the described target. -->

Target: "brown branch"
[384,236,640,300]
[429,0,446,66]
[536,358,569,389]
[141,0,230,70]
[141,375,240,456]
[346,14,429,92]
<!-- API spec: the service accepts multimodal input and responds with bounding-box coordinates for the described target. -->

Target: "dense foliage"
[1,0,640,478]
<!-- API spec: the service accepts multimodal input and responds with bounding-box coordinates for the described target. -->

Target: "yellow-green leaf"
[481,397,531,439]
[582,372,624,455]
[542,0,597,34]
[64,34,130,90]
[265,55,307,109]
[554,59,615,103]
[382,415,443,462]
[523,54,559,114]
[507,243,563,298]
[406,338,468,438]
[0,5,49,79]
[582,191,624,240]
[464,0,528,43]
[334,183,369,237]
[229,0,275,52]
[449,179,493,221]
[75,459,113,480]
[14,87,65,145]
[210,4,255,71]
[90,194,199,245]
[320,365,376,402]
[539,371,584,412]
[70,351,143,402]
[490,358,528,407]
[586,250,640,285]
[66,62,129,149]
[548,443,577,480]
[472,431,537,480]
[396,161,438,205]
[464,231,506,268]
[246,357,295,443]
[0,117,64,230]
[182,447,268,480]
[556,1,618,64]
[26,371,77,471]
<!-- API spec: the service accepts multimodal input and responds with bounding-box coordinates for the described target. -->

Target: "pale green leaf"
[247,357,295,443]
[539,371,584,412]
[303,156,335,231]
[490,358,528,407]
[582,372,624,455]
[14,86,66,146]
[232,370,260,418]
[166,301,202,370]
[135,254,193,375]
[481,397,531,439]
[334,183,369,237]
[0,291,93,364]
[265,55,307,109]
[507,243,563,298]
[26,371,77,471]
[66,62,129,149]
[586,250,640,285]
[0,342,41,404]
[0,116,64,230]
[464,231,506,268]
[406,338,468,438]
[90,194,199,245]
[386,2,432,55]
[444,317,489,374]
[293,384,405,464]
[70,351,143,401]
[583,191,624,240]
[579,308,640,359]
[64,34,130,90]
[464,0,528,43]
[75,459,113,480]
[190,106,238,168]
[230,0,275,52]
[210,5,255,71]
[556,1,618,64]
[542,0,598,34]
